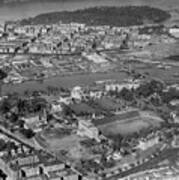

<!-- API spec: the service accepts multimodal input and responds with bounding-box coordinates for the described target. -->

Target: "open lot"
[36,128,78,150]
[35,128,93,160]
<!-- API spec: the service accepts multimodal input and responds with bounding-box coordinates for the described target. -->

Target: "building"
[169,27,179,38]
[77,120,100,142]
[170,111,179,124]
[51,102,63,113]
[43,161,65,174]
[71,86,84,101]
[170,99,179,107]
[137,136,159,151]
[105,82,140,92]
[22,112,47,133]
[0,153,41,180]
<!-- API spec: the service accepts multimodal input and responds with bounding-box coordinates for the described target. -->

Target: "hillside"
[20,6,171,27]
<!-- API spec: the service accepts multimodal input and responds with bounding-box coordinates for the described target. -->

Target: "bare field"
[35,129,94,160]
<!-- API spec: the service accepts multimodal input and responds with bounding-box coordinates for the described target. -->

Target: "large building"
[0,151,82,180]
[77,120,100,142]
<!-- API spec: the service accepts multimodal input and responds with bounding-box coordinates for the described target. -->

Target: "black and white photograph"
[0,0,179,180]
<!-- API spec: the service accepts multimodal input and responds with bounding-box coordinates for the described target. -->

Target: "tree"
[21,129,35,139]
[92,41,97,49]
[0,169,7,180]
[0,139,6,151]
[119,88,134,101]
[0,99,11,114]
[9,113,19,123]
[63,105,73,117]
[16,120,25,128]
[0,69,7,80]
[136,79,164,98]
[24,90,31,97]
[161,88,179,104]
[109,134,123,151]
[6,141,16,153]
[47,113,53,122]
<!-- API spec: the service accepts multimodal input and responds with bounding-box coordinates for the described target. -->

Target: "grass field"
[99,113,162,137]
[100,120,150,136]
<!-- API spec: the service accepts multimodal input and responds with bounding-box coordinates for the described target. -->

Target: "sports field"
[98,112,163,136]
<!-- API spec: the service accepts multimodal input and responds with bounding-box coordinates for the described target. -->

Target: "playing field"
[98,112,163,137]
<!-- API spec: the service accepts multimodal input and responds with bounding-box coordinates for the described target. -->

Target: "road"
[0,123,178,180]
[0,124,83,177]
[106,147,179,180]
[0,125,39,151]
[0,48,130,57]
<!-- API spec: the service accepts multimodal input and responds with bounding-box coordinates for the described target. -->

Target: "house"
[20,165,44,178]
[12,154,40,167]
[0,157,18,180]
[71,86,84,101]
[47,170,79,180]
[14,27,26,34]
[89,91,103,99]
[63,173,79,180]
[51,102,63,113]
[0,153,41,180]
[58,96,71,105]
[22,115,40,128]
[136,136,159,151]
[84,53,108,64]
[88,86,104,99]
[172,135,179,147]
[22,113,47,133]
[43,160,65,174]
[19,174,48,180]
[170,112,179,123]
[105,82,139,92]
[170,99,179,107]
[77,119,100,142]
[169,27,179,38]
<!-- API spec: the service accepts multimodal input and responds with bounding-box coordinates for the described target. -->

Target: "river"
[0,0,179,24]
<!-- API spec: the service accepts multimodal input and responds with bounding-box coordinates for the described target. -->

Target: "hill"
[20,6,171,27]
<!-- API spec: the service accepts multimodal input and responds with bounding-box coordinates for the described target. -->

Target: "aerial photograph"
[0,0,179,180]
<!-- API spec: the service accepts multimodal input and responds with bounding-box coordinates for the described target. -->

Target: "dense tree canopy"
[0,69,7,80]
[20,6,171,27]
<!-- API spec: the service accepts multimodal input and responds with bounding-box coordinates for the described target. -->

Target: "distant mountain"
[0,0,80,3]
[0,0,29,3]
[20,6,171,27]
